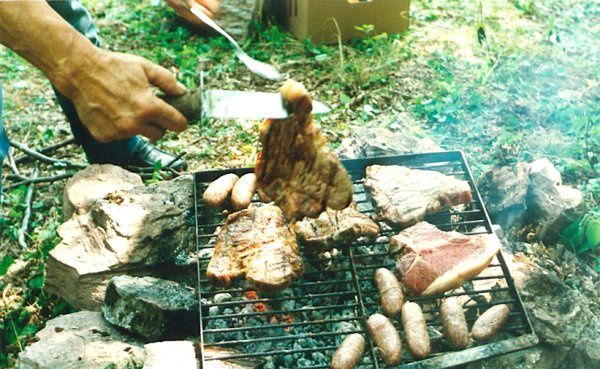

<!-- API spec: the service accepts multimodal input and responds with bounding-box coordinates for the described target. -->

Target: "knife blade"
[160,89,331,121]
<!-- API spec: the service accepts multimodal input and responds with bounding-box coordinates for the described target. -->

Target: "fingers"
[141,95,188,133]
[142,59,186,96]
[193,0,220,16]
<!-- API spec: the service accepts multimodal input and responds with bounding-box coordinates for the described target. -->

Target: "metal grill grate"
[193,151,538,369]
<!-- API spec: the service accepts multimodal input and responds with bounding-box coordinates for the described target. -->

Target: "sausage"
[440,297,469,349]
[401,302,430,359]
[330,333,365,369]
[366,313,402,366]
[374,268,404,317]
[231,173,257,210]
[471,304,510,341]
[202,174,239,208]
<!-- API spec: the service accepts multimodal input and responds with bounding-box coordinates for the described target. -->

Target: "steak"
[206,205,303,293]
[293,205,380,252]
[255,80,353,221]
[364,165,472,228]
[390,222,500,295]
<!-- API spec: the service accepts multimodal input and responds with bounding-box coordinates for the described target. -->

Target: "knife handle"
[158,89,202,121]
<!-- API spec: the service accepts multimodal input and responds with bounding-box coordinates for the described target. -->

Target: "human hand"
[166,0,221,28]
[61,50,188,143]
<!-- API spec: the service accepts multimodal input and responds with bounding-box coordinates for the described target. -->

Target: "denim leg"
[48,0,142,165]
[0,86,9,197]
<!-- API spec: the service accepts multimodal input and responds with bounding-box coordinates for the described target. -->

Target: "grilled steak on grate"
[390,222,500,295]
[364,165,472,228]
[255,80,353,221]
[293,205,380,252]
[207,205,303,293]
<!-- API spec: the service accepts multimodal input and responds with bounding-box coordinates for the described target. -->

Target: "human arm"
[0,1,187,142]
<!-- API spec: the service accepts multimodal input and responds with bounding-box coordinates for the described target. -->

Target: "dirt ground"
[0,0,598,367]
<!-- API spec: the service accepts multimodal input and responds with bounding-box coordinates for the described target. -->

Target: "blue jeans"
[0,0,143,195]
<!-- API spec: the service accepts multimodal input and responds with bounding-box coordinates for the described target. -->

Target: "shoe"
[126,140,188,172]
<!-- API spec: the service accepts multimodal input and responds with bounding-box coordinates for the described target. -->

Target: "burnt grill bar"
[194,151,538,369]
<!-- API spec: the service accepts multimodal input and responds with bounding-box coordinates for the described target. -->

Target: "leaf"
[340,93,351,105]
[0,255,14,276]
[477,25,486,45]
[584,218,600,249]
[20,324,38,337]
[596,257,600,273]
[28,275,44,290]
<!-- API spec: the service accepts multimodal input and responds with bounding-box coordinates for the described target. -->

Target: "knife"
[161,89,331,121]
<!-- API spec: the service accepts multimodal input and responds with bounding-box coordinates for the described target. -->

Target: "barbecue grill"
[193,151,539,369]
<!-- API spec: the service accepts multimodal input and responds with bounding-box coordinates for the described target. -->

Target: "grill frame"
[193,150,538,369]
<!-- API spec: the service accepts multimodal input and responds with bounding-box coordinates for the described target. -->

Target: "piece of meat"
[255,80,353,221]
[293,205,379,252]
[390,222,500,295]
[364,165,472,228]
[206,205,303,293]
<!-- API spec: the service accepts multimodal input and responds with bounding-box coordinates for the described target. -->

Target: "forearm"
[0,1,98,97]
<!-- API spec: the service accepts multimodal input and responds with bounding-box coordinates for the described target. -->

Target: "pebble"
[222,308,234,315]
[213,293,232,304]
[208,306,219,317]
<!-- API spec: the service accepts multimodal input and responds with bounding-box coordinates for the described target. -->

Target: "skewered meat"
[206,205,303,293]
[390,222,500,295]
[364,165,472,228]
[255,80,353,221]
[293,205,379,252]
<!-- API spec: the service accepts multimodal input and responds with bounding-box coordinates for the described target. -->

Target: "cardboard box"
[284,0,410,44]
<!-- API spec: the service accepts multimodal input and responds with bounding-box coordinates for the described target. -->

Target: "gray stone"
[530,158,562,186]
[143,341,197,369]
[213,293,233,304]
[466,347,542,369]
[46,176,195,310]
[62,164,143,219]
[526,172,566,240]
[17,311,145,369]
[102,276,199,342]
[336,125,441,159]
[478,163,531,232]
[218,0,262,40]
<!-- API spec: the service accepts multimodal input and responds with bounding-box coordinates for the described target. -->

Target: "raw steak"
[364,165,472,228]
[206,205,303,293]
[390,222,500,295]
[255,80,353,221]
[293,205,380,252]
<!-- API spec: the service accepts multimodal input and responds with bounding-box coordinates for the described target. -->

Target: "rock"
[62,164,143,219]
[478,163,531,232]
[526,172,585,242]
[103,276,199,341]
[466,347,542,369]
[17,311,145,369]
[530,158,562,186]
[336,125,441,159]
[46,175,195,310]
[526,172,566,239]
[213,293,233,304]
[218,0,262,40]
[143,341,197,369]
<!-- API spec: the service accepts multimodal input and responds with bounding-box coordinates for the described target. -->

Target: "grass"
[1,0,599,367]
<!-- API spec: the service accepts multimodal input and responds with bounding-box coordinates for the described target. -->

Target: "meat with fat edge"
[255,80,353,221]
[390,222,500,295]
[293,205,380,252]
[206,205,303,293]
[364,165,472,228]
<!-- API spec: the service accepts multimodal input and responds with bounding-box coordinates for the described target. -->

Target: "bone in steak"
[390,222,500,295]
[206,205,303,293]
[293,205,380,252]
[255,80,353,221]
[364,165,472,228]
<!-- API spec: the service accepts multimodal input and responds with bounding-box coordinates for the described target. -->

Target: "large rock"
[17,311,145,369]
[46,175,195,310]
[526,172,566,239]
[478,163,531,232]
[530,158,562,186]
[63,164,143,219]
[143,341,197,369]
[336,125,441,159]
[103,276,199,341]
